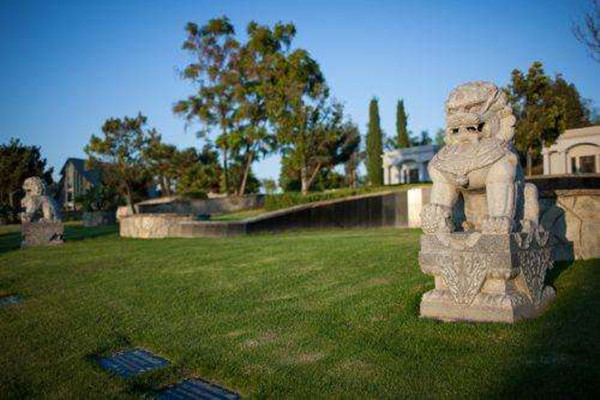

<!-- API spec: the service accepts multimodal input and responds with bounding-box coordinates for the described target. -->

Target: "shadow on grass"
[0,224,118,255]
[493,259,600,398]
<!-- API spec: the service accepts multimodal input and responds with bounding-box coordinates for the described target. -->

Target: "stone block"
[419,232,555,323]
[21,221,64,247]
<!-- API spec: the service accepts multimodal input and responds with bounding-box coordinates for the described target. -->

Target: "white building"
[382,144,438,185]
[542,125,600,175]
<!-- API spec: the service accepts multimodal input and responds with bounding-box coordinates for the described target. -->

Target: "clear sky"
[1,0,598,181]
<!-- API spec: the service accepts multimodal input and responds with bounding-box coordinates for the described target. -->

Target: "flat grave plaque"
[98,348,169,379]
[158,378,240,400]
[0,295,23,307]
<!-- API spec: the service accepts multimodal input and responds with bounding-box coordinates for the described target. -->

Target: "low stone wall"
[539,189,600,261]
[119,214,195,239]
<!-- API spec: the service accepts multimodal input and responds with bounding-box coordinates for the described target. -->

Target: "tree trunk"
[526,147,533,177]
[302,162,322,196]
[124,183,136,214]
[161,176,171,197]
[222,149,229,196]
[238,150,254,197]
[300,166,309,196]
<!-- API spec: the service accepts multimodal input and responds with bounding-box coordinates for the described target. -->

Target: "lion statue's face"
[23,177,46,197]
[444,81,515,146]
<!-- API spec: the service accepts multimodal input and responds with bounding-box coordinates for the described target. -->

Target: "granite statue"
[418,82,555,323]
[20,177,63,247]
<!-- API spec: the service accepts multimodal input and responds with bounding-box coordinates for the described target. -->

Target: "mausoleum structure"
[382,145,437,185]
[418,81,555,323]
[20,177,64,247]
[542,125,600,175]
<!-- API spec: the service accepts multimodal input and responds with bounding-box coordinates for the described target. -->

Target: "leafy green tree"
[144,132,178,197]
[396,100,410,148]
[175,144,222,195]
[0,138,54,209]
[75,185,121,212]
[434,128,445,147]
[507,61,567,175]
[229,21,295,196]
[573,0,600,62]
[261,178,278,194]
[366,98,383,186]
[410,130,432,146]
[174,17,240,195]
[85,113,153,212]
[277,114,359,192]
[552,74,592,129]
[266,41,335,195]
[343,124,362,188]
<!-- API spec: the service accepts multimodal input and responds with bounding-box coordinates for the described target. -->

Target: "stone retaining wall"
[119,214,195,239]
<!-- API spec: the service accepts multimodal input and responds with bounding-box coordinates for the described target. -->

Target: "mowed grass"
[0,224,599,399]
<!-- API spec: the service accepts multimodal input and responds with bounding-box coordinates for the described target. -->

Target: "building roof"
[560,125,600,140]
[60,158,102,186]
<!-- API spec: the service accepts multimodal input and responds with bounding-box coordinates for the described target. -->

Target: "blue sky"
[1,0,598,181]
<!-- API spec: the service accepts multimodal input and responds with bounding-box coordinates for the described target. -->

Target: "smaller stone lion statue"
[20,177,62,223]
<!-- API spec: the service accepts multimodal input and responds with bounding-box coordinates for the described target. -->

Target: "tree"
[175,144,222,194]
[366,98,383,186]
[507,62,566,176]
[344,124,362,189]
[410,130,432,146]
[552,74,592,129]
[85,113,153,212]
[174,17,240,195]
[573,0,600,62]
[261,178,277,194]
[277,102,360,194]
[266,40,335,195]
[434,128,445,147]
[229,21,295,196]
[0,138,53,209]
[396,100,410,148]
[144,132,178,197]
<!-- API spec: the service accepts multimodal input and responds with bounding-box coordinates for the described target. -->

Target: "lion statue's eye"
[452,128,459,134]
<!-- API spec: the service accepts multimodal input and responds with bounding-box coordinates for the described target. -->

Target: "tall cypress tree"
[366,97,383,186]
[396,99,410,148]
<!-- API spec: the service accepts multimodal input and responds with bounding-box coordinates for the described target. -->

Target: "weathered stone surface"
[20,177,63,247]
[119,213,194,238]
[418,82,555,323]
[82,211,116,227]
[20,177,62,223]
[539,189,600,260]
[419,232,555,322]
[21,221,64,247]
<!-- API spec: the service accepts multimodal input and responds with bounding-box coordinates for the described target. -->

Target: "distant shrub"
[264,184,428,212]
[265,188,372,211]
[0,205,19,224]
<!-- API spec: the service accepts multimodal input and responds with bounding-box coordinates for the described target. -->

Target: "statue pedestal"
[21,222,64,248]
[419,232,555,323]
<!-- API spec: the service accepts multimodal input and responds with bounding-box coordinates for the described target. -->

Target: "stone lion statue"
[20,177,62,223]
[421,81,539,235]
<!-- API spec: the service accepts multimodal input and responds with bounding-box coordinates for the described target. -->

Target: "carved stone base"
[419,232,555,323]
[21,222,64,248]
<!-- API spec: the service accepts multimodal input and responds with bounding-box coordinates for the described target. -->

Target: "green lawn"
[0,224,599,399]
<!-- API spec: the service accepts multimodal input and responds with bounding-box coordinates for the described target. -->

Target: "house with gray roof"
[58,158,102,210]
